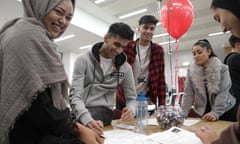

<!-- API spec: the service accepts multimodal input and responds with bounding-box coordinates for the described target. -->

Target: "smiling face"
[211,8,240,38]
[100,34,129,59]
[192,45,211,66]
[43,0,74,38]
[138,23,156,43]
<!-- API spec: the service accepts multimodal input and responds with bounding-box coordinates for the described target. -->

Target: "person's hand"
[195,125,218,144]
[120,107,134,121]
[87,120,104,135]
[202,112,217,121]
[75,122,104,144]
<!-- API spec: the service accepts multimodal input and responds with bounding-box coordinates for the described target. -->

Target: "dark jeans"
[87,106,113,126]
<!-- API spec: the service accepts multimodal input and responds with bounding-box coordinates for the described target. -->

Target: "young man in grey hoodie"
[70,22,137,135]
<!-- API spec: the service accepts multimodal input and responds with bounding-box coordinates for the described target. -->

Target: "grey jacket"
[70,42,137,125]
[182,57,236,119]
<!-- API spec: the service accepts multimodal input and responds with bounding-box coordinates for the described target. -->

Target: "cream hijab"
[0,0,74,141]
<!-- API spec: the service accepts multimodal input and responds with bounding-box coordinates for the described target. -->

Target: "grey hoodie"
[70,42,137,125]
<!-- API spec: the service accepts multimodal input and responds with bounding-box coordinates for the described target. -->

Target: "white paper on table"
[183,119,200,126]
[111,122,135,130]
[103,129,152,144]
[146,127,203,144]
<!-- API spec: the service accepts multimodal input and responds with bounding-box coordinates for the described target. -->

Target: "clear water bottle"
[135,91,149,134]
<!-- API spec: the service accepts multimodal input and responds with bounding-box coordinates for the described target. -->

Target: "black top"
[224,52,240,103]
[9,88,83,144]
[204,78,211,114]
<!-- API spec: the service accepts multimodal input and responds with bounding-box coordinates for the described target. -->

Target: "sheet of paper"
[183,119,200,126]
[111,122,135,130]
[147,127,202,144]
[103,129,149,144]
[148,118,200,126]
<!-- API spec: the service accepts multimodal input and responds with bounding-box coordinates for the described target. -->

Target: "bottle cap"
[136,91,147,101]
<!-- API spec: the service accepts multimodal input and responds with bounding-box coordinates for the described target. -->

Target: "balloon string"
[168,39,173,92]
[175,39,179,92]
[167,0,173,93]
[167,0,171,40]
[157,0,162,12]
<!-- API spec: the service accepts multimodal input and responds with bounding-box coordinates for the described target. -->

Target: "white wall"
[61,51,80,83]
[164,49,192,89]
[163,42,226,91]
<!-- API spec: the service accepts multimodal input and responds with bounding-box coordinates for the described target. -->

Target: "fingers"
[202,113,217,121]
[121,108,134,121]
[204,125,214,130]
[87,120,104,135]
[94,120,104,135]
[195,127,205,138]
[92,127,103,135]
[96,120,104,128]
[96,136,104,144]
[196,126,214,136]
[195,125,218,144]
[195,126,209,138]
[200,127,206,132]
[91,120,103,129]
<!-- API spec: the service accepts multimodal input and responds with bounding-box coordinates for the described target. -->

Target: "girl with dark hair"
[182,39,236,122]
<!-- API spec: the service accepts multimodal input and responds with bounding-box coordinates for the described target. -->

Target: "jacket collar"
[189,57,222,96]
[133,38,153,50]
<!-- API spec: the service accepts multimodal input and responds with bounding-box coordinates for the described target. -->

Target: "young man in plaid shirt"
[116,15,166,114]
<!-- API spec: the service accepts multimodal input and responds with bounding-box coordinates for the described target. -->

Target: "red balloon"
[160,0,194,39]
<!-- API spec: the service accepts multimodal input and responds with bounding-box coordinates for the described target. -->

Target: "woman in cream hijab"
[0,0,103,144]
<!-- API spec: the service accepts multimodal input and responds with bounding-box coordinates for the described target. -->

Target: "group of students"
[0,0,239,144]
[0,0,166,143]
[69,14,167,135]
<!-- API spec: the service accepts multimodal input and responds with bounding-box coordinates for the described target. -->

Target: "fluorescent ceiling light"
[119,9,147,19]
[208,32,224,37]
[153,33,169,38]
[159,40,175,45]
[94,0,105,4]
[17,0,21,2]
[208,31,230,37]
[79,44,92,50]
[54,34,75,42]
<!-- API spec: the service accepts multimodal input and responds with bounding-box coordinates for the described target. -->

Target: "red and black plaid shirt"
[116,39,166,109]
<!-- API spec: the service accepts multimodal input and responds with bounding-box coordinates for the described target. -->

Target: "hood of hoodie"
[91,42,127,69]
